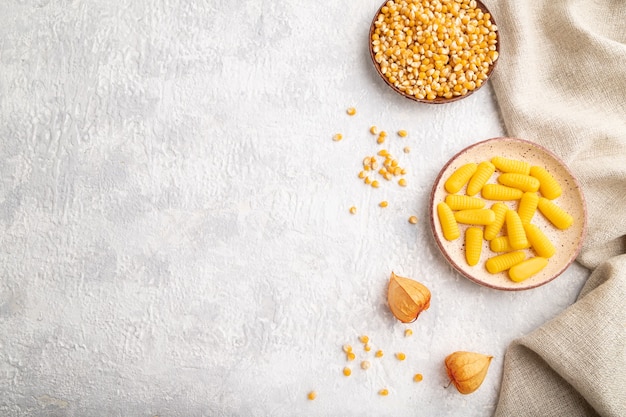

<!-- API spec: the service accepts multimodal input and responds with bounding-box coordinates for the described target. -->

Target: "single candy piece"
[489,236,513,252]
[505,210,529,250]
[454,209,496,225]
[484,202,508,240]
[524,223,556,258]
[537,197,574,230]
[445,163,478,194]
[530,165,562,200]
[467,161,496,196]
[481,184,524,201]
[437,202,461,241]
[497,173,540,193]
[445,194,486,210]
[517,192,539,224]
[509,257,549,282]
[465,227,483,266]
[491,156,531,175]
[485,251,526,274]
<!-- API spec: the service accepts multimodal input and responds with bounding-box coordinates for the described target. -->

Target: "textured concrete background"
[0,1,589,416]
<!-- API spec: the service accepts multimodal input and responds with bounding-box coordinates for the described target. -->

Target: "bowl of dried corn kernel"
[369,0,499,103]
[429,138,587,291]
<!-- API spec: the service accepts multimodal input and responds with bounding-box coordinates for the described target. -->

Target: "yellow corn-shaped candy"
[466,161,495,196]
[489,236,512,252]
[530,166,562,200]
[537,197,573,230]
[497,173,540,193]
[437,202,461,241]
[444,163,478,194]
[445,194,486,210]
[509,257,548,282]
[523,223,556,258]
[484,202,508,240]
[465,227,483,266]
[482,184,524,201]
[517,192,539,224]
[454,209,496,225]
[491,156,531,175]
[485,251,526,274]
[505,210,529,250]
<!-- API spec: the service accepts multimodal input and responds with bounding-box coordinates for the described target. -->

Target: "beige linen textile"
[486,0,626,415]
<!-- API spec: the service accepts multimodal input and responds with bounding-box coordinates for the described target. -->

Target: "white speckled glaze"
[430,138,587,290]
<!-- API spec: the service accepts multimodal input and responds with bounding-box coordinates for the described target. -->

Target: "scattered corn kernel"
[398,130,408,137]
[364,343,372,352]
[378,389,389,396]
[370,125,378,135]
[408,215,418,224]
[347,351,356,361]
[375,350,384,358]
[371,180,380,188]
[377,136,385,144]
[347,107,356,116]
[343,344,353,353]
[343,367,352,376]
[359,335,369,344]
[414,373,424,382]
[349,206,357,215]
[307,391,317,400]
[379,201,388,208]
[398,178,407,187]
[396,352,406,361]
[365,177,372,185]
[358,171,366,179]
[361,361,371,370]
[403,146,411,153]
[377,149,389,156]
[379,131,387,138]
[332,133,343,142]
[404,329,413,337]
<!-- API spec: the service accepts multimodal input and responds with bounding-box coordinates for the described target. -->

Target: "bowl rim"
[368,0,500,104]
[428,137,588,291]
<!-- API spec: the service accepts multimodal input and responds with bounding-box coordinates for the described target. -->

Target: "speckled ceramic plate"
[429,138,587,291]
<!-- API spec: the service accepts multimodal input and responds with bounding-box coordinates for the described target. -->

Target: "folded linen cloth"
[486,0,626,415]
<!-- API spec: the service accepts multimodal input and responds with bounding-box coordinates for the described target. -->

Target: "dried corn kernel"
[398,178,407,187]
[307,391,317,400]
[509,257,548,282]
[398,130,408,137]
[379,201,388,208]
[365,177,372,185]
[364,344,372,352]
[396,352,406,361]
[332,133,343,142]
[343,344,353,353]
[377,136,385,144]
[361,361,371,370]
[359,335,369,344]
[403,146,411,153]
[358,171,366,179]
[377,149,389,156]
[375,350,384,358]
[347,352,356,361]
[349,206,357,215]
[378,389,389,396]
[408,215,418,224]
[371,180,380,188]
[404,329,413,337]
[343,367,352,376]
[413,373,423,382]
[370,125,379,135]
[347,107,356,116]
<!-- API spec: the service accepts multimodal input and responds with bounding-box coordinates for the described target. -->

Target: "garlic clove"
[387,272,431,323]
[444,351,493,394]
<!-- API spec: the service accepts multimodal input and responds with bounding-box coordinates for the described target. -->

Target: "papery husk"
[387,272,431,323]
[444,351,493,394]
